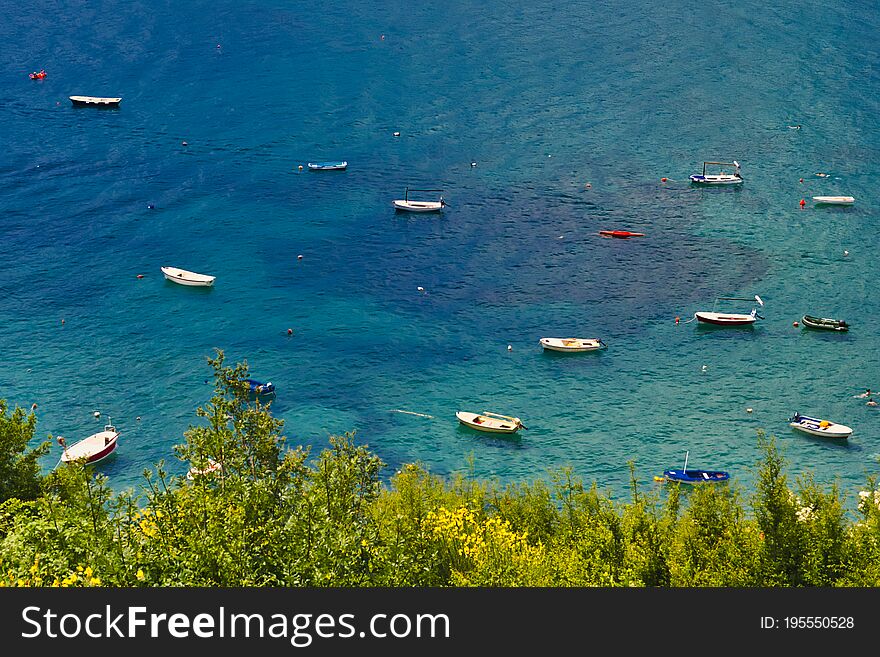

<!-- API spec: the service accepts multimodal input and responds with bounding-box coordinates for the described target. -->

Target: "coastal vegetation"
[1,351,879,587]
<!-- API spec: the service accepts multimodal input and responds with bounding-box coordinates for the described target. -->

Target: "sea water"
[1,0,878,504]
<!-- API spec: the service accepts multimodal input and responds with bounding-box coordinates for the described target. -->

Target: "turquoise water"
[2,1,878,503]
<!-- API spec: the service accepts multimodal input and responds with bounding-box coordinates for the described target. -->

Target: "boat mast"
[683,450,689,474]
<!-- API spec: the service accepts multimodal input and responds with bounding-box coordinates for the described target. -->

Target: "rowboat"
[655,452,729,485]
[245,379,276,395]
[392,188,446,212]
[813,196,854,205]
[694,295,764,326]
[598,230,645,238]
[789,412,852,439]
[456,411,526,434]
[161,266,215,287]
[59,419,119,465]
[307,161,347,171]
[801,314,849,332]
[69,95,122,107]
[539,337,606,352]
[689,160,743,185]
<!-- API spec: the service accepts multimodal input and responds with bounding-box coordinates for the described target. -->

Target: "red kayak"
[29,70,47,80]
[599,230,645,238]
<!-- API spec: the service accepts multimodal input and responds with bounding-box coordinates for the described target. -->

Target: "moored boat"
[801,314,849,331]
[598,230,645,238]
[656,451,729,484]
[161,266,215,287]
[813,196,854,205]
[539,337,606,352]
[456,411,526,434]
[789,412,852,439]
[59,419,119,465]
[689,160,743,185]
[392,187,446,212]
[694,295,764,326]
[69,95,122,107]
[307,161,347,170]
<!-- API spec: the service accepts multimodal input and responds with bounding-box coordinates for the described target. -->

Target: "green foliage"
[0,401,49,503]
[2,354,879,587]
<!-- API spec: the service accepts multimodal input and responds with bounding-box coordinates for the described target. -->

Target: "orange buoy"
[799,178,804,183]
[675,316,680,324]
[287,328,293,336]
[661,177,667,182]
[793,321,799,327]
[799,199,806,207]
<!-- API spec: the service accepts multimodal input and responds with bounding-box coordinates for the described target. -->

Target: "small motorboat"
[539,337,606,352]
[59,419,119,465]
[801,314,849,332]
[689,160,743,185]
[29,70,47,80]
[789,412,852,439]
[598,230,645,238]
[655,451,729,485]
[161,266,215,287]
[392,187,446,212]
[456,411,526,434]
[694,295,764,326]
[69,95,122,107]
[245,379,275,395]
[186,458,222,480]
[307,161,347,171]
[813,196,854,205]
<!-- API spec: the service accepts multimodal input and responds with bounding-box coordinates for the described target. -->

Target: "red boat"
[29,70,46,80]
[599,230,645,238]
[58,419,119,465]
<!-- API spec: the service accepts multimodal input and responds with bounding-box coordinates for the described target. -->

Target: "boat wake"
[390,409,434,419]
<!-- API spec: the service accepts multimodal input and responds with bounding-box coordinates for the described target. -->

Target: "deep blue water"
[2,0,879,505]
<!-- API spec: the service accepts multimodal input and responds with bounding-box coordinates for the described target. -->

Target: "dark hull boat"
[801,315,848,332]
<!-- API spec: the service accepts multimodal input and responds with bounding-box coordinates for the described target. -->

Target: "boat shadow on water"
[788,429,861,450]
[456,424,527,448]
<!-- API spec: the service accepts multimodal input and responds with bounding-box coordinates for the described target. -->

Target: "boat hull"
[308,162,347,170]
[540,337,605,352]
[801,315,848,331]
[694,312,756,326]
[456,411,521,434]
[789,415,852,439]
[689,175,742,185]
[662,469,729,484]
[69,95,121,107]
[813,196,854,205]
[598,230,645,238]
[393,201,444,212]
[161,267,215,287]
[61,432,119,464]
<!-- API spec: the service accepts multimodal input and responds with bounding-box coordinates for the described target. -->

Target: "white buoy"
[417,286,425,292]
[746,408,753,413]
[844,250,849,256]
[471,161,477,167]
[701,365,708,372]
[93,411,100,418]
[507,344,512,351]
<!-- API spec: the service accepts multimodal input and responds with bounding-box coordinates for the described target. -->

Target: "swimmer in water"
[855,388,872,399]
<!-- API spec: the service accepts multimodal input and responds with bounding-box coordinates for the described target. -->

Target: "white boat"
[694,295,763,326]
[59,419,119,465]
[392,187,446,212]
[307,161,347,170]
[69,95,121,107]
[689,160,743,185]
[813,196,854,205]
[456,411,526,434]
[186,458,222,480]
[161,266,216,287]
[539,337,606,352]
[789,412,852,439]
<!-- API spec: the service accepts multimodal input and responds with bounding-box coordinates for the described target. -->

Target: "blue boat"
[245,379,275,395]
[307,161,347,171]
[658,451,729,484]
